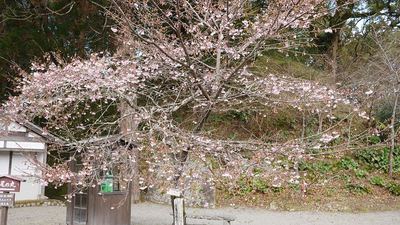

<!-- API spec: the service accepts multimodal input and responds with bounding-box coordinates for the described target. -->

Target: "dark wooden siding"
[67,185,131,225]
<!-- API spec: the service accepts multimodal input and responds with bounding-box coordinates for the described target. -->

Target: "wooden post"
[168,189,186,225]
[0,206,8,225]
[0,191,11,225]
[2,151,13,225]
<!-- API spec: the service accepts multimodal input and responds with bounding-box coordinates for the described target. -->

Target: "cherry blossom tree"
[1,0,359,201]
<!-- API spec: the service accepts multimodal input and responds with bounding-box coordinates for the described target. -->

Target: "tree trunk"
[301,111,306,141]
[329,29,340,85]
[0,19,4,35]
[119,100,141,203]
[389,92,399,177]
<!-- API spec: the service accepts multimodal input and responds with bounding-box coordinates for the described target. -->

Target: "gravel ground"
[7,202,400,225]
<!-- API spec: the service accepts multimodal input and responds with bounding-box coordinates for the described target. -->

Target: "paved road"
[7,202,400,225]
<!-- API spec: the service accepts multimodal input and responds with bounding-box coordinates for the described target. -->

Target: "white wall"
[0,121,47,201]
[7,122,27,132]
[11,152,46,201]
[0,151,9,174]
[5,141,45,150]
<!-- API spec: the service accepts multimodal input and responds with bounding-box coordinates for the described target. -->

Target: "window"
[73,192,87,224]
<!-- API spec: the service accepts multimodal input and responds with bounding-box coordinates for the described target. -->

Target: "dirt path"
[7,202,400,225]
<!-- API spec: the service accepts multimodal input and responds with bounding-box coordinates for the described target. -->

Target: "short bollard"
[168,189,186,225]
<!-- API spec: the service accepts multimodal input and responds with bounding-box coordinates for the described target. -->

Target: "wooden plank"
[86,186,131,225]
[186,214,235,222]
[170,212,235,223]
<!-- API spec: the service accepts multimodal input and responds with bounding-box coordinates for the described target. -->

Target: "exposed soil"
[217,181,400,212]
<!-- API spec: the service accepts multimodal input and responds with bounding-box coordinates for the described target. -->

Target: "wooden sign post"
[0,176,23,225]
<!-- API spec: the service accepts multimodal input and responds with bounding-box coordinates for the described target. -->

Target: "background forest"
[1,0,400,211]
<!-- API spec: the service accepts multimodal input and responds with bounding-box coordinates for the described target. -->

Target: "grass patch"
[387,182,400,196]
[369,176,386,187]
[250,51,327,81]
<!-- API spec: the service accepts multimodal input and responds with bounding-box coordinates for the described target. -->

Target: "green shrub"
[375,101,399,123]
[346,183,370,194]
[237,176,270,194]
[237,176,253,195]
[252,178,269,193]
[299,161,333,174]
[387,182,400,196]
[230,110,250,123]
[340,157,358,170]
[356,147,400,172]
[369,176,386,187]
[368,135,381,144]
[288,183,300,191]
[271,186,283,193]
[341,174,351,182]
[355,169,368,178]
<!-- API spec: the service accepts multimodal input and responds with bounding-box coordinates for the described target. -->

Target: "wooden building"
[66,136,133,225]
[0,121,58,201]
[66,184,132,225]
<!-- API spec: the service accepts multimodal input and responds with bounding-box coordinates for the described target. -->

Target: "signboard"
[0,176,21,192]
[0,193,15,207]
